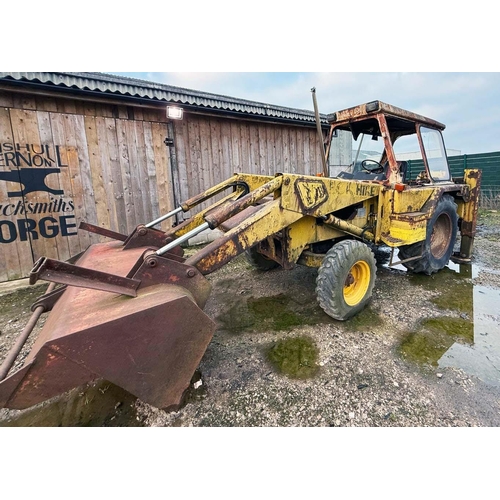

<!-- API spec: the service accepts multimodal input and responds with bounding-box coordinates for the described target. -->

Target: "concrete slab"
[0,278,30,297]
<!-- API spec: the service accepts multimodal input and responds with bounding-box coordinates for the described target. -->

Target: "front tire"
[398,195,458,275]
[316,239,376,321]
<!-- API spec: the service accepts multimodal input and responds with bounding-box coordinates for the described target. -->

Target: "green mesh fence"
[407,151,500,208]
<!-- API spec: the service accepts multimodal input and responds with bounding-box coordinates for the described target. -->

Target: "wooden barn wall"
[172,113,325,217]
[0,87,324,281]
[0,90,175,281]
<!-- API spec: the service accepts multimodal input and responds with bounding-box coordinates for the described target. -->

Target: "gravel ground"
[1,210,499,427]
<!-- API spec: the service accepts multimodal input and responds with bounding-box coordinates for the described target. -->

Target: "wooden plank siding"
[0,106,25,281]
[0,93,176,280]
[0,89,324,281]
[170,113,325,219]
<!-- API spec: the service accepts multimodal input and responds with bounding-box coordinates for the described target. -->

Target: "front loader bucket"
[0,241,216,411]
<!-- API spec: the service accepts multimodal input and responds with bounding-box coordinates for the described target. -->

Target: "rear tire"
[398,195,458,275]
[245,246,279,271]
[316,239,376,321]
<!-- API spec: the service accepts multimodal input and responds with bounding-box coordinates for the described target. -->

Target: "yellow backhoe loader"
[0,100,481,411]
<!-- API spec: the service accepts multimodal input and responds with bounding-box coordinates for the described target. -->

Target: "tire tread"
[316,239,376,321]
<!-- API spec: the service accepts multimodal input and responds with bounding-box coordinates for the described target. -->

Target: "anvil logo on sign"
[0,168,64,197]
[0,143,68,197]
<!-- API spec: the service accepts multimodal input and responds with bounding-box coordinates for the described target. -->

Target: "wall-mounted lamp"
[167,106,184,120]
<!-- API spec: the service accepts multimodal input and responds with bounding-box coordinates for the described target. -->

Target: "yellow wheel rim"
[343,260,371,306]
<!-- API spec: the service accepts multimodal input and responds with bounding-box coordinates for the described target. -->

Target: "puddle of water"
[400,317,474,367]
[0,380,143,427]
[219,289,385,334]
[1,369,207,427]
[398,260,500,387]
[439,285,500,387]
[219,293,335,333]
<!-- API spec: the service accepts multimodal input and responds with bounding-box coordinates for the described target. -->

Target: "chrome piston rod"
[145,207,183,228]
[156,222,210,256]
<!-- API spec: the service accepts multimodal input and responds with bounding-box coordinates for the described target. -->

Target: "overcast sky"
[4,0,497,157]
[111,72,499,156]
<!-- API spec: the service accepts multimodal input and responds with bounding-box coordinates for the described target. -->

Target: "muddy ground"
[0,210,499,427]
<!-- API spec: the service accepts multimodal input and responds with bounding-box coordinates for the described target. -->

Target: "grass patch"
[343,305,384,332]
[248,294,305,331]
[267,335,319,379]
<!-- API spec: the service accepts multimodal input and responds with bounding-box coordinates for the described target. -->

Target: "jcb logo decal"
[295,179,328,210]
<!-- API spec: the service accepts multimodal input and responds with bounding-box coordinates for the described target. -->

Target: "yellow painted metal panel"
[387,219,426,246]
[393,188,434,213]
[281,174,381,217]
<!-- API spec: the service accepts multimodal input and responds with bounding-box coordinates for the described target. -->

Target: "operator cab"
[326,100,452,185]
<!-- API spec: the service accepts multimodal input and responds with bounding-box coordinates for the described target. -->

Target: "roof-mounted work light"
[167,106,184,120]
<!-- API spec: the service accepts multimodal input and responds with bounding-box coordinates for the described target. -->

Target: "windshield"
[420,126,451,181]
[352,133,385,172]
[328,130,385,177]
[327,119,451,182]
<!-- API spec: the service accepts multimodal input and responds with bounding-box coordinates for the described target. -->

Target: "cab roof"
[327,100,446,139]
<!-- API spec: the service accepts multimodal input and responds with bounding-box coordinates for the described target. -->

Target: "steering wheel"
[361,159,385,174]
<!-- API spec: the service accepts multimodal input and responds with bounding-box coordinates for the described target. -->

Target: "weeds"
[480,187,500,210]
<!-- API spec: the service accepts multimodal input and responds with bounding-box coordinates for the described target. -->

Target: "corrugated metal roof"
[0,72,328,125]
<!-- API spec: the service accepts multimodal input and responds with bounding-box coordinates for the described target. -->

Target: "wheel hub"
[430,213,452,259]
[343,260,371,307]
